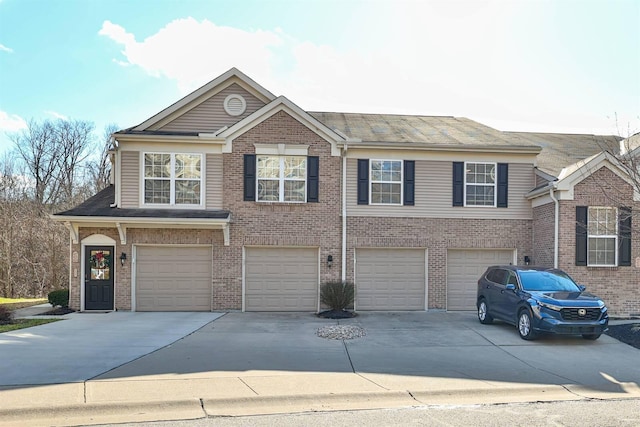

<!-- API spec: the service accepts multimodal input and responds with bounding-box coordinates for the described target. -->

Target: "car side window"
[486,269,506,285]
[506,271,518,287]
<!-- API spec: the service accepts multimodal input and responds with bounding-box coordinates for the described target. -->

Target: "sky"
[0,0,639,155]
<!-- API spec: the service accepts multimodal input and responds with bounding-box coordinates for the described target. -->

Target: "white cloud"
[45,110,69,120]
[0,110,27,132]
[0,43,13,53]
[97,4,638,135]
[99,18,282,93]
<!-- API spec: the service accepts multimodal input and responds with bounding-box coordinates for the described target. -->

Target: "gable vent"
[224,94,247,116]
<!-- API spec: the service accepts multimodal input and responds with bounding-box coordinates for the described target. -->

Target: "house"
[53,68,639,316]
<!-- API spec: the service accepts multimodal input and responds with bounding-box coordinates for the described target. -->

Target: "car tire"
[517,308,537,340]
[477,299,493,324]
[582,333,601,340]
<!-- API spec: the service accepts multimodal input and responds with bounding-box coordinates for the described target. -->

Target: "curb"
[4,384,635,427]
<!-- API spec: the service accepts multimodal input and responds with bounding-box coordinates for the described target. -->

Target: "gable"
[157,83,266,133]
[133,68,275,132]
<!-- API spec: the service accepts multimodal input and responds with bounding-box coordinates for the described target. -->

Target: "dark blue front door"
[85,246,114,310]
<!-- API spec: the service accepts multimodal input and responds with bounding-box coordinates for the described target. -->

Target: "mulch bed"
[605,323,640,350]
[317,310,357,319]
[38,307,75,316]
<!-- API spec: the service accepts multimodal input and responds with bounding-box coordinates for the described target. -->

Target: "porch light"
[120,252,127,267]
[327,255,333,268]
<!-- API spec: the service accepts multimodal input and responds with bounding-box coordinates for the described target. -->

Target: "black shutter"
[619,206,632,266]
[576,206,588,266]
[403,160,415,206]
[497,163,508,208]
[243,154,256,201]
[452,162,464,206]
[307,156,319,203]
[357,159,369,205]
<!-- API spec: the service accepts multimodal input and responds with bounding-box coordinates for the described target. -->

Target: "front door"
[85,246,114,310]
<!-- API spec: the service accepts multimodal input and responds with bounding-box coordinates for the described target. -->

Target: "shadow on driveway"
[90,312,640,395]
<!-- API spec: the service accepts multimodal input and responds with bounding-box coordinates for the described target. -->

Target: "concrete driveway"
[0,311,223,385]
[95,312,640,393]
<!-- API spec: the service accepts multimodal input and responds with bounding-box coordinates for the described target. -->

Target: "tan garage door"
[355,249,426,310]
[447,249,514,311]
[245,247,318,311]
[136,246,212,311]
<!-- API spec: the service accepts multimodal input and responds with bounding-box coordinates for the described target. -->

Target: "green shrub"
[0,305,12,323]
[320,281,355,311]
[48,289,69,308]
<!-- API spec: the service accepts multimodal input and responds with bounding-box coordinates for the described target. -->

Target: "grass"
[0,318,61,333]
[0,297,48,311]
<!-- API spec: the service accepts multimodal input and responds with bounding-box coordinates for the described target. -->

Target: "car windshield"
[518,270,581,292]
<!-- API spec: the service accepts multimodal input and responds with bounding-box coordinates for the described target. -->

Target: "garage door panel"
[136,246,212,312]
[447,249,514,311]
[356,249,426,311]
[245,247,318,311]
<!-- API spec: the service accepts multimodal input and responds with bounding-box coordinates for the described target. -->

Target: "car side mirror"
[578,284,586,292]
[505,284,516,291]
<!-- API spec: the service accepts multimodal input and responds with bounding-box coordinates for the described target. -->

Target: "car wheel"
[582,333,601,340]
[517,309,537,340]
[478,299,493,324]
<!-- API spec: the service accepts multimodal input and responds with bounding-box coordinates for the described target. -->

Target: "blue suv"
[477,266,608,340]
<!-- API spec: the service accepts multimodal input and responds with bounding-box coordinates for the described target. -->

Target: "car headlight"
[538,301,562,311]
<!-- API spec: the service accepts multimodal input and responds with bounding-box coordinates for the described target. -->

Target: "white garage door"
[136,246,212,311]
[355,248,426,310]
[245,247,318,311]
[447,249,515,311]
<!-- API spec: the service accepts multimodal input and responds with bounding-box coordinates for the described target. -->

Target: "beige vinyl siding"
[158,83,266,133]
[347,159,534,219]
[120,151,140,208]
[205,154,223,209]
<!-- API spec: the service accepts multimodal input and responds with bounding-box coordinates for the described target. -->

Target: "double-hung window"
[465,162,496,206]
[370,160,402,205]
[587,207,618,266]
[143,153,202,206]
[257,156,306,202]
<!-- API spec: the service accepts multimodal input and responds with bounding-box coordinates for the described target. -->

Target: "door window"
[89,250,111,280]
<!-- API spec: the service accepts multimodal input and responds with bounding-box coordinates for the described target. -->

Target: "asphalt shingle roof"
[505,132,621,177]
[54,185,230,219]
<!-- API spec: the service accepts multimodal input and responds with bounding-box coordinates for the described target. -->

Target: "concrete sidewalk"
[1,312,639,427]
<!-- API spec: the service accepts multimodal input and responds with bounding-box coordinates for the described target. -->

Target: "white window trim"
[141,152,205,209]
[464,161,497,207]
[256,155,307,203]
[369,159,403,206]
[587,206,618,267]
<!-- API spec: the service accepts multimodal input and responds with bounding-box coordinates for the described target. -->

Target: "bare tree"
[10,118,95,207]
[88,123,118,193]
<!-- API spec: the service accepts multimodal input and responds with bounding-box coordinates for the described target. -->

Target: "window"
[257,156,306,202]
[370,160,402,204]
[357,159,414,206]
[144,153,202,206]
[465,162,496,206]
[587,207,617,266]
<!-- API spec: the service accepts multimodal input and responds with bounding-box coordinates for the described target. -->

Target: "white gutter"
[341,143,348,282]
[549,184,559,268]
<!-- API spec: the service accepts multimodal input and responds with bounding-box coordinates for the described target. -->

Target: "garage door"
[355,249,426,310]
[446,249,514,311]
[245,247,318,311]
[136,246,212,311]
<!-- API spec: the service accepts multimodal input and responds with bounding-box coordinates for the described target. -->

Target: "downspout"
[549,184,559,268]
[341,143,348,282]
